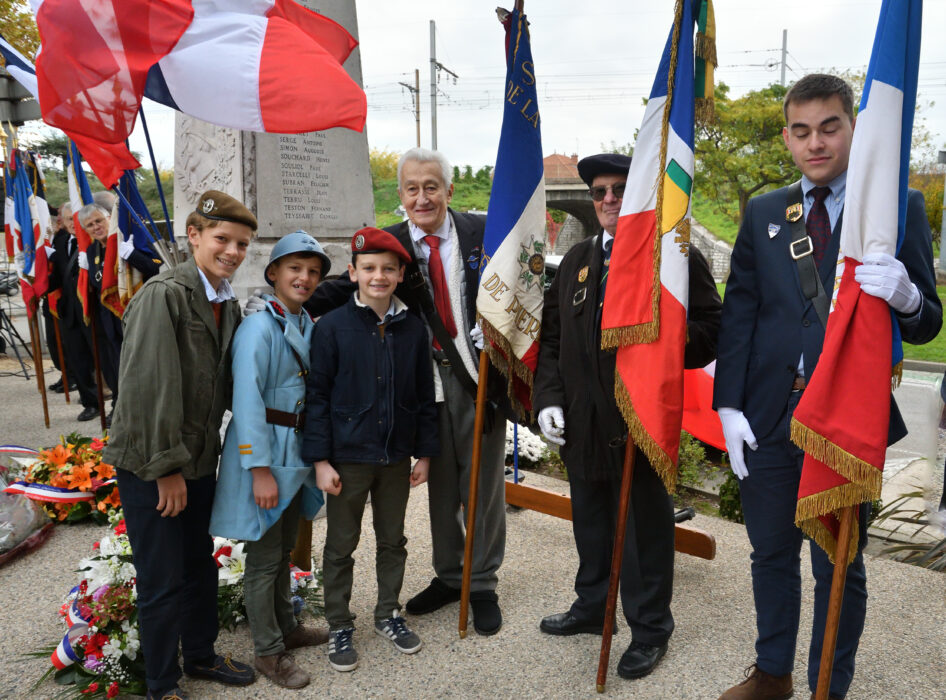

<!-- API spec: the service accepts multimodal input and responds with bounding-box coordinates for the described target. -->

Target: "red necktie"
[806,186,832,267]
[424,235,457,349]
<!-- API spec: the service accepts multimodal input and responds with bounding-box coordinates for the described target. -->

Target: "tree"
[0,1,40,57]
[695,82,796,221]
[368,148,399,182]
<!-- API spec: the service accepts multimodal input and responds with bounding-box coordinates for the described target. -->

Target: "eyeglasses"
[588,182,626,201]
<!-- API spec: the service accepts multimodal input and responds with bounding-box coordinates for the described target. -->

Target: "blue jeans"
[741,391,868,698]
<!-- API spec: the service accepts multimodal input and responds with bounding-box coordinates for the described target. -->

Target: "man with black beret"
[533,153,721,680]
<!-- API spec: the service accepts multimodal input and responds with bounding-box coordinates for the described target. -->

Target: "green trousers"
[323,459,411,630]
[243,491,302,656]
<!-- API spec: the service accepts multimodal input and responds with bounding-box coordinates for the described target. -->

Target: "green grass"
[902,285,946,363]
[692,193,739,245]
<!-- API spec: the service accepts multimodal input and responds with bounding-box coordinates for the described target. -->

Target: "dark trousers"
[81,311,120,405]
[244,492,302,656]
[116,469,219,693]
[566,452,675,646]
[323,459,411,629]
[59,320,97,408]
[742,391,868,698]
[42,300,61,371]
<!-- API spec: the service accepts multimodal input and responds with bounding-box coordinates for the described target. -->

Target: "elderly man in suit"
[714,74,942,700]
[305,147,509,636]
[533,153,721,680]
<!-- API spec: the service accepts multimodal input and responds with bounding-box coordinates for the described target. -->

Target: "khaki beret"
[194,190,257,231]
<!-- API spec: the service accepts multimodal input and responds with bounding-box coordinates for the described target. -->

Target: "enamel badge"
[768,223,780,238]
[578,266,589,283]
[786,203,803,222]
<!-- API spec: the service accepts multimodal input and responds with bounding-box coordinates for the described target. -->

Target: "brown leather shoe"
[718,664,793,700]
[254,652,309,689]
[284,623,329,650]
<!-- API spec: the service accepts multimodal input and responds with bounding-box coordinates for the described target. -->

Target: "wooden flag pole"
[53,315,71,404]
[458,350,491,639]
[88,315,107,432]
[28,311,51,428]
[814,505,856,700]
[595,439,636,693]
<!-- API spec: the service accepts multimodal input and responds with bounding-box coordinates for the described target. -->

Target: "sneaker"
[375,610,422,654]
[146,688,187,700]
[327,628,358,672]
[182,654,255,686]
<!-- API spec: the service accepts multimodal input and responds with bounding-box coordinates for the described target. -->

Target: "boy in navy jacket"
[302,227,438,673]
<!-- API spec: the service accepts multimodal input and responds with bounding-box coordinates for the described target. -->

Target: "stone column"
[174,0,374,297]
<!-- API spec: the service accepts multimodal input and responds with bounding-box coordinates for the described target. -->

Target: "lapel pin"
[578,266,589,283]
[768,223,780,238]
[786,203,803,222]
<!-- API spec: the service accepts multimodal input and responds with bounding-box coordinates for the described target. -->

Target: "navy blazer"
[714,184,942,444]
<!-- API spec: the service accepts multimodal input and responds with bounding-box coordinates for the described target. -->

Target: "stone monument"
[173,0,375,296]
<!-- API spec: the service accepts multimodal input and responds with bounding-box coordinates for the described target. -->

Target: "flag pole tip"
[459,629,467,639]
[596,684,605,693]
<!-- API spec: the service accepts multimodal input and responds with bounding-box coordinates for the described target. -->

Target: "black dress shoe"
[617,640,667,679]
[539,611,613,636]
[183,654,255,686]
[405,577,461,615]
[48,378,63,392]
[470,590,502,635]
[76,406,100,422]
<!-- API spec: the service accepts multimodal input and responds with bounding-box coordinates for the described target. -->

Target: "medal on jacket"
[786,203,803,222]
[578,266,589,283]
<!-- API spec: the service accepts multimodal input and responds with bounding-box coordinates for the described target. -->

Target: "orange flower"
[43,444,71,468]
[97,488,121,513]
[95,461,115,480]
[68,462,93,491]
[49,471,70,489]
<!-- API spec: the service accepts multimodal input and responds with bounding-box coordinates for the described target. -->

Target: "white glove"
[118,239,135,260]
[718,407,758,480]
[470,323,484,351]
[243,290,267,317]
[854,252,921,315]
[537,406,566,446]
[77,251,89,271]
[44,245,55,258]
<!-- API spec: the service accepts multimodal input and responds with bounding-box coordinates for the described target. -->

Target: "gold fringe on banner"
[891,360,903,390]
[477,314,535,424]
[694,33,717,67]
[600,319,659,350]
[615,376,678,494]
[789,419,884,496]
[796,501,861,566]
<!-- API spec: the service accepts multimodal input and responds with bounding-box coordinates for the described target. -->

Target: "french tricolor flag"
[791,0,922,563]
[30,0,366,142]
[475,7,546,422]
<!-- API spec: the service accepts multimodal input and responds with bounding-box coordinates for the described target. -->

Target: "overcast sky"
[128,0,946,171]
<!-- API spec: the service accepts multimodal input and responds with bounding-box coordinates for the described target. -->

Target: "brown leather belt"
[265,408,306,430]
[792,376,807,392]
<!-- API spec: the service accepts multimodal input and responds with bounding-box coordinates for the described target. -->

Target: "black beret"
[194,190,257,231]
[351,227,412,264]
[576,153,632,187]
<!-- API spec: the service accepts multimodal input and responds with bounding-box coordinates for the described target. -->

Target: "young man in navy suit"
[714,74,941,700]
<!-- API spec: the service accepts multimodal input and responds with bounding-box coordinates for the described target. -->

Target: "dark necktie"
[424,235,457,349]
[806,186,832,267]
[597,237,613,324]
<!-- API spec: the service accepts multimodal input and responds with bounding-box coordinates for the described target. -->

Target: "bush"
[718,467,744,524]
[369,148,400,182]
[677,431,718,489]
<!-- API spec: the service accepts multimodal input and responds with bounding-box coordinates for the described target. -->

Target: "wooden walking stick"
[53,315,71,404]
[595,440,636,693]
[458,350,491,639]
[28,310,51,428]
[814,505,856,700]
[88,314,107,432]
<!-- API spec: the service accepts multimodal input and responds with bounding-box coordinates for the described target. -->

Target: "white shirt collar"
[801,171,847,203]
[354,292,407,322]
[602,231,614,249]
[409,214,451,243]
[196,267,235,303]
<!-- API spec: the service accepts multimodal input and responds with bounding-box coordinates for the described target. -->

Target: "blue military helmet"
[264,230,331,285]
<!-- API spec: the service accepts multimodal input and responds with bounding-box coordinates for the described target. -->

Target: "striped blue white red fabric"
[791,0,922,563]
[475,8,546,421]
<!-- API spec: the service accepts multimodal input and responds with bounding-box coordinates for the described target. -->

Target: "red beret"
[351,227,412,265]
